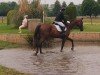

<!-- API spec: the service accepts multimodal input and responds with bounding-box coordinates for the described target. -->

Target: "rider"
[54,7,67,37]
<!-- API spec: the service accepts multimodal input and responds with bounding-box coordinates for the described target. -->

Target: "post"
[1,16,3,23]
[42,11,44,23]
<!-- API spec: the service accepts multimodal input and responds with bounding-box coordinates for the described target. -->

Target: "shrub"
[25,34,34,48]
[25,34,54,48]
[7,10,17,25]
[12,10,33,28]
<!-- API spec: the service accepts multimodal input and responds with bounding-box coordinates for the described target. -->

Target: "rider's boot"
[60,27,66,38]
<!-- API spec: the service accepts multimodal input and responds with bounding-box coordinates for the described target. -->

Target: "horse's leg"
[67,37,74,51]
[40,42,43,54]
[60,38,66,52]
[40,39,45,54]
[35,47,39,56]
[34,41,40,56]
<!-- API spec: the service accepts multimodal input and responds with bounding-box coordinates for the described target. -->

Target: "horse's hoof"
[40,52,44,54]
[34,53,37,56]
[60,50,63,52]
[71,48,74,51]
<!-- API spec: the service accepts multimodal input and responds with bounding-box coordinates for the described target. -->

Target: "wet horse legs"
[67,37,74,51]
[60,38,66,52]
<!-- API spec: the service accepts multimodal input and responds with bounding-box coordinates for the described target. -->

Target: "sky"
[0,0,84,5]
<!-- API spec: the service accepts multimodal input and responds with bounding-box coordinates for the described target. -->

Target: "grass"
[0,65,29,75]
[0,41,22,49]
[0,23,30,34]
[83,18,100,24]
[72,23,100,32]
[0,17,100,34]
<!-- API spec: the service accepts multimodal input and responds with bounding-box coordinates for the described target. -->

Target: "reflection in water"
[31,50,79,75]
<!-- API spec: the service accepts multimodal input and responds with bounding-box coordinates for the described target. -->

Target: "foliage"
[0,2,17,16]
[44,17,54,24]
[0,41,21,48]
[42,4,50,17]
[65,2,77,21]
[62,1,67,8]
[25,34,54,48]
[0,65,28,75]
[0,23,29,34]
[12,0,32,27]
[30,0,43,19]
[97,0,100,4]
[52,0,61,16]
[25,34,34,48]
[81,0,96,17]
[93,2,99,17]
[76,5,82,16]
[97,0,100,15]
[7,10,17,25]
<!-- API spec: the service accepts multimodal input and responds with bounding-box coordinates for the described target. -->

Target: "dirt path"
[0,43,100,75]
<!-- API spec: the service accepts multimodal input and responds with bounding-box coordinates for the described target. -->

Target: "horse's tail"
[33,24,41,48]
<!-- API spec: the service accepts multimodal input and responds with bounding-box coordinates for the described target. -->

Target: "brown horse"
[33,18,83,55]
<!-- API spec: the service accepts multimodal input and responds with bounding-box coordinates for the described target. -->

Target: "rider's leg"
[18,25,25,33]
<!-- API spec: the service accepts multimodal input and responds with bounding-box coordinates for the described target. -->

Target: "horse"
[33,18,83,55]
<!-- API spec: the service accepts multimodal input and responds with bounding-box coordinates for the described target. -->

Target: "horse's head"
[74,18,84,31]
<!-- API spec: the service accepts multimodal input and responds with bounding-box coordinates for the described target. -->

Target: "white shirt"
[22,18,28,26]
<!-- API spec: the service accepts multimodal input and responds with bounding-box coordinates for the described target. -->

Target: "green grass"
[0,17,100,34]
[72,23,100,32]
[0,65,29,75]
[83,24,100,32]
[0,23,30,34]
[0,41,22,49]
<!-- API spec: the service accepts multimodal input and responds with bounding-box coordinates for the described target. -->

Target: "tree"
[0,2,17,16]
[81,0,96,24]
[53,0,61,16]
[0,2,17,23]
[19,0,30,14]
[97,0,100,15]
[81,0,95,17]
[93,2,99,17]
[76,4,82,16]
[30,0,43,18]
[65,2,77,21]
[97,0,100,4]
[12,0,32,27]
[8,2,17,10]
[62,1,67,8]
[43,4,50,16]
[0,2,9,16]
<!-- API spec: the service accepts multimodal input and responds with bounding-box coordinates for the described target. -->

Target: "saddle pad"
[54,25,67,32]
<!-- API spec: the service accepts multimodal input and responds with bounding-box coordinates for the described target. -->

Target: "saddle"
[53,22,66,32]
[53,22,67,38]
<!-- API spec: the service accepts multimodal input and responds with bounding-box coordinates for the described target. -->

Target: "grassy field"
[0,17,100,34]
[0,23,30,34]
[0,65,29,75]
[0,41,22,49]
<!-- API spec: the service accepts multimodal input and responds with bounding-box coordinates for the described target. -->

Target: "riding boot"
[60,27,66,38]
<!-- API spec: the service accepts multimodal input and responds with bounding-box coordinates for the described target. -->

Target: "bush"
[12,12,23,28]
[25,34,34,48]
[12,10,33,28]
[44,17,54,24]
[7,10,17,25]
[25,34,54,48]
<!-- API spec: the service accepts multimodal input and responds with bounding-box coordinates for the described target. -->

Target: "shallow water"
[0,42,100,75]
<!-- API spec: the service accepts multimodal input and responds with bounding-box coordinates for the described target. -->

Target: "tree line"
[0,0,100,26]
[0,0,99,17]
[0,2,17,16]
